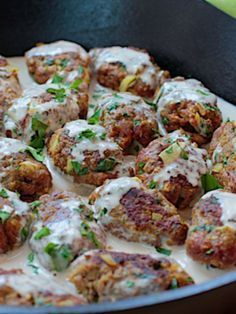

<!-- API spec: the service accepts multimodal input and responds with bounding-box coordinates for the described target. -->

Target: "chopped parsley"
[126,280,135,288]
[80,222,101,248]
[27,252,39,274]
[145,100,157,111]
[156,247,172,256]
[203,103,219,112]
[205,248,214,255]
[20,227,29,241]
[45,58,54,66]
[100,133,107,140]
[51,73,64,84]
[137,162,145,175]
[25,146,44,162]
[69,78,83,91]
[76,129,96,141]
[192,224,215,233]
[108,102,119,112]
[44,243,74,271]
[165,146,173,154]
[30,200,42,209]
[0,211,10,223]
[162,116,169,125]
[46,87,66,102]
[201,173,223,193]
[60,58,69,69]
[71,161,89,176]
[88,109,101,124]
[78,65,84,76]
[148,180,157,189]
[100,207,108,217]
[0,188,9,198]
[170,277,179,289]
[34,227,51,240]
[196,89,210,96]
[134,120,141,126]
[180,150,189,160]
[96,158,117,172]
[30,114,48,149]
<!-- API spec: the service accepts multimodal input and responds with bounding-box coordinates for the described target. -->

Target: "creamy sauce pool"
[0,56,235,286]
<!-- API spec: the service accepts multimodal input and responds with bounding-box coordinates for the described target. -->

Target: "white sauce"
[0,56,234,293]
[202,190,236,229]
[25,40,88,62]
[0,137,26,158]
[91,46,157,86]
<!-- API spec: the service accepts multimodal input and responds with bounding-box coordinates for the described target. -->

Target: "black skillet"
[0,0,235,313]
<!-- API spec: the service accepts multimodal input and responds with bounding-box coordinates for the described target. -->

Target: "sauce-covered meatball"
[29,191,106,271]
[89,177,188,246]
[69,250,194,303]
[88,91,158,152]
[0,189,31,253]
[47,119,133,186]
[0,137,52,201]
[186,190,236,268]
[155,78,222,145]
[90,46,169,98]
[0,269,86,306]
[209,121,236,192]
[4,83,85,146]
[135,130,211,209]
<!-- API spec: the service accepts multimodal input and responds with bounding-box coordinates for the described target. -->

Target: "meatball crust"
[29,191,106,271]
[186,190,236,268]
[69,250,194,303]
[209,121,236,193]
[89,177,188,246]
[4,82,86,145]
[25,40,90,87]
[0,56,22,110]
[90,46,169,98]
[135,130,211,209]
[47,119,131,186]
[0,189,31,253]
[89,91,158,152]
[155,78,222,145]
[0,269,86,306]
[0,138,52,201]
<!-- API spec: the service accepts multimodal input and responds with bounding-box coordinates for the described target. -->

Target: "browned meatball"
[209,121,236,192]
[69,250,194,303]
[155,78,222,145]
[4,82,86,145]
[0,138,52,201]
[0,189,31,253]
[135,130,211,209]
[0,56,22,110]
[89,91,158,152]
[89,177,188,246]
[90,46,169,98]
[186,190,236,268]
[0,269,86,306]
[47,119,133,186]
[29,191,106,271]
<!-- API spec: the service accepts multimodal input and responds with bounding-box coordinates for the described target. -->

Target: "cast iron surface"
[0,0,236,104]
[0,0,235,313]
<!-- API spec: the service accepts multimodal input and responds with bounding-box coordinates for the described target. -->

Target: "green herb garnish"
[137,162,145,175]
[34,227,51,240]
[156,247,172,256]
[44,243,74,271]
[100,207,108,217]
[134,120,141,126]
[100,133,107,140]
[71,161,89,176]
[70,79,83,91]
[0,211,10,223]
[148,180,157,189]
[145,100,157,111]
[162,117,169,125]
[126,280,135,288]
[170,277,179,289]
[205,248,214,255]
[196,89,210,96]
[96,158,117,172]
[30,200,42,209]
[76,129,96,141]
[21,227,29,241]
[88,109,101,124]
[25,146,44,162]
[201,173,223,193]
[192,224,215,233]
[30,114,48,149]
[108,102,119,112]
[80,222,101,247]
[0,189,9,198]
[51,73,64,84]
[46,87,66,102]
[60,58,69,69]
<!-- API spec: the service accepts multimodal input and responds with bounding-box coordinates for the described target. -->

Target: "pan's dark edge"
[0,271,235,314]
[0,0,236,104]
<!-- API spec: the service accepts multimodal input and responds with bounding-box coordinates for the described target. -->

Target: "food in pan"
[0,40,235,308]
[0,189,31,253]
[4,82,85,145]
[89,177,188,246]
[0,137,52,201]
[69,250,194,303]
[88,91,158,152]
[135,130,211,209]
[90,46,169,98]
[47,119,133,186]
[186,190,236,268]
[209,121,236,192]
[155,77,222,145]
[29,191,106,271]
[0,269,86,306]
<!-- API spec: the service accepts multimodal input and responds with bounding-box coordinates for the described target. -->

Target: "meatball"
[135,130,211,209]
[186,190,236,268]
[209,121,236,192]
[89,177,188,246]
[25,40,90,88]
[69,250,194,303]
[155,78,222,145]
[0,269,86,306]
[0,137,52,201]
[29,191,106,271]
[0,188,31,253]
[89,91,158,152]
[47,119,133,186]
[0,56,22,110]
[90,46,169,98]
[4,82,86,146]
